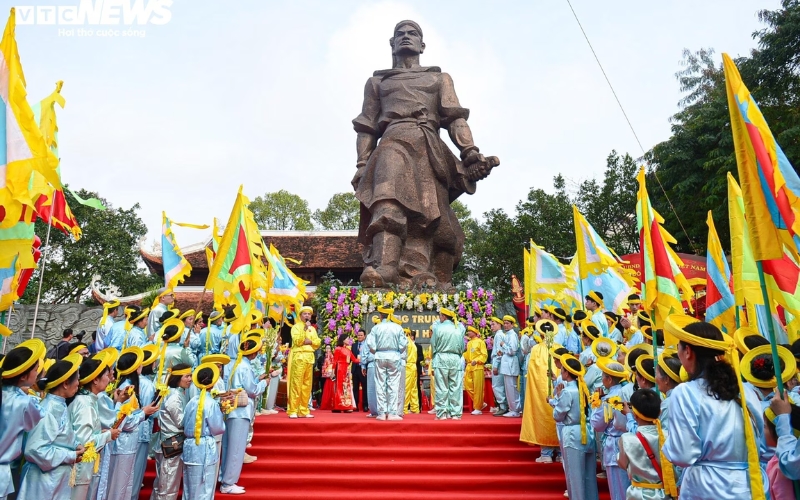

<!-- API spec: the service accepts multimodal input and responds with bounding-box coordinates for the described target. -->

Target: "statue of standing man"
[352,20,499,290]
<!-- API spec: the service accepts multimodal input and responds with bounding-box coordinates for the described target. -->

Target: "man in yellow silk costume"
[519,320,559,460]
[403,329,420,414]
[464,325,488,415]
[287,306,321,418]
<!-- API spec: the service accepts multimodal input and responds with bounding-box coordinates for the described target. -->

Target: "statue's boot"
[360,232,401,287]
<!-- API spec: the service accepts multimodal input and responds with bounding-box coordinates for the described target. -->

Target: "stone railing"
[2,304,103,353]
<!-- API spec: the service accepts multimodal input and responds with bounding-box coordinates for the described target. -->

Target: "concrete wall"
[2,304,103,353]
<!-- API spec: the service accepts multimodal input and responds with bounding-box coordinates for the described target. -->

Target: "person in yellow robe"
[403,329,420,414]
[520,320,560,461]
[464,325,488,415]
[287,306,321,418]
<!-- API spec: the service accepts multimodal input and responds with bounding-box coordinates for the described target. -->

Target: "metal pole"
[30,222,53,339]
[1,310,8,354]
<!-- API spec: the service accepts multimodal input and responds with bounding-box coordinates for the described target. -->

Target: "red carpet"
[140,410,611,499]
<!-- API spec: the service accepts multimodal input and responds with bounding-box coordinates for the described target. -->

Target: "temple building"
[91,230,362,308]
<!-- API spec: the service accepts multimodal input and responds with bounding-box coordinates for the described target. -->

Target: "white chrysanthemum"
[452,294,459,304]
[406,299,413,309]
[427,301,434,310]
[431,294,439,304]
[393,299,400,308]
[361,294,369,305]
[416,304,423,312]
[368,303,376,313]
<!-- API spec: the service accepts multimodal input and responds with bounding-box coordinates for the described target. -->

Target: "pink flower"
[337,293,346,306]
[329,286,337,298]
[328,319,336,331]
[473,301,480,313]
[479,317,487,328]
[486,338,493,349]
[458,303,466,316]
[477,288,485,299]
[353,304,361,316]
[466,289,474,300]
[345,321,353,332]
[324,337,332,345]
[343,304,350,317]
[350,288,357,300]
[325,302,333,314]
[486,304,493,316]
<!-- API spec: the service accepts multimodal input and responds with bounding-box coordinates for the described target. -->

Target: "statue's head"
[390,20,424,57]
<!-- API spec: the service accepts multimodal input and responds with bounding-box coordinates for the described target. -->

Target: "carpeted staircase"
[140,411,610,499]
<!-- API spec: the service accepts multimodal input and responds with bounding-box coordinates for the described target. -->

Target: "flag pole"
[30,221,53,339]
[1,310,9,353]
[756,261,786,396]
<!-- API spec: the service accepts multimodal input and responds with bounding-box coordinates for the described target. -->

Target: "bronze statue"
[352,20,499,290]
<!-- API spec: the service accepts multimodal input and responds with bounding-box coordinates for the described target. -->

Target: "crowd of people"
[517,290,800,500]
[4,285,800,500]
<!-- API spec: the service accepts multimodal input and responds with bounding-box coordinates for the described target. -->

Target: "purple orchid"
[350,288,358,300]
[337,293,346,306]
[473,301,480,313]
[458,303,466,317]
[467,316,474,326]
[328,319,336,331]
[486,337,493,349]
[353,304,361,317]
[324,337,331,345]
[325,302,333,314]
[329,286,337,297]
[479,317,487,328]
[343,304,350,317]
[486,304,493,316]
[345,320,353,332]
[466,289,474,300]
[477,287,484,299]
[336,312,344,321]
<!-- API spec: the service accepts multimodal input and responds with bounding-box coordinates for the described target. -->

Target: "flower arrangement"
[317,286,497,345]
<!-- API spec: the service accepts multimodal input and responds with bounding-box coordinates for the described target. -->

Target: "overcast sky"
[14,0,780,248]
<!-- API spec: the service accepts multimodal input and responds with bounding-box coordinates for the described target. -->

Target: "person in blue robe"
[554,354,598,500]
[219,338,266,494]
[18,355,83,500]
[69,355,122,500]
[183,363,226,500]
[662,315,767,500]
[589,359,630,500]
[0,341,46,500]
[106,348,158,500]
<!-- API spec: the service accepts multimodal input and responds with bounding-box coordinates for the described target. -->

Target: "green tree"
[312,192,360,230]
[647,1,800,255]
[451,199,480,286]
[21,189,160,304]
[250,190,314,230]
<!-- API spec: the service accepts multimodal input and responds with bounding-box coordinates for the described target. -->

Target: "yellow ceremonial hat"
[467,326,480,336]
[502,315,517,325]
[548,344,566,360]
[596,357,628,379]
[734,327,764,355]
[193,362,220,390]
[129,307,150,325]
[180,309,196,321]
[44,354,82,391]
[202,354,231,365]
[625,344,654,371]
[635,355,656,383]
[591,337,617,360]
[561,354,585,378]
[239,338,263,356]
[657,348,682,384]
[141,344,159,367]
[439,308,456,319]
[250,310,264,325]
[489,316,503,325]
[299,306,313,315]
[377,305,393,315]
[160,318,185,343]
[2,339,45,379]
[740,344,797,389]
[535,319,557,336]
[117,346,144,376]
